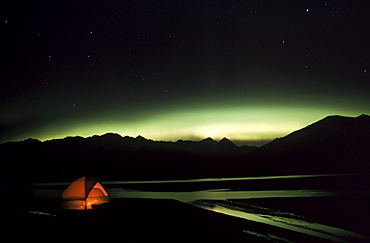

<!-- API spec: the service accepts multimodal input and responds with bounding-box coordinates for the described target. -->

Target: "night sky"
[1,1,369,145]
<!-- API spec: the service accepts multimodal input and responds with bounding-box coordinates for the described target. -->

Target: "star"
[1,1,369,146]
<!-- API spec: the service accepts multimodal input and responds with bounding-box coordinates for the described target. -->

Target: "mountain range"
[0,114,369,182]
[247,114,370,175]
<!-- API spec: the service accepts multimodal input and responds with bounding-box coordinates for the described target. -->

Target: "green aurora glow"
[5,90,368,146]
[1,1,369,145]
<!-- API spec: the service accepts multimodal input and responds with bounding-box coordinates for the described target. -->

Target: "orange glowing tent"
[61,176,109,210]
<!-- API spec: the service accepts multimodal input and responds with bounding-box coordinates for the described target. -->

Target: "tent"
[61,176,109,210]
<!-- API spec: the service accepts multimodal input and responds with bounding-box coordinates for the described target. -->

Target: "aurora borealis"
[1,1,369,145]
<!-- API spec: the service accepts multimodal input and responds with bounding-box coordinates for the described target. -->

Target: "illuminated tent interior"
[61,176,109,210]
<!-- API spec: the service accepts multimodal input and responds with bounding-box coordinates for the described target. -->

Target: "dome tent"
[61,176,109,210]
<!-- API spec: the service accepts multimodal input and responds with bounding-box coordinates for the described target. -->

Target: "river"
[33,173,370,242]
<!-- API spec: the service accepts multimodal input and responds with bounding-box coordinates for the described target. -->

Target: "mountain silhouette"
[219,137,238,148]
[0,133,256,182]
[247,114,370,175]
[0,114,368,182]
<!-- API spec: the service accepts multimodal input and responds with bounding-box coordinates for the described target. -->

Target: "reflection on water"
[34,173,370,186]
[32,174,370,242]
[242,230,293,243]
[107,189,337,202]
[33,188,336,201]
[26,210,56,217]
[189,201,370,242]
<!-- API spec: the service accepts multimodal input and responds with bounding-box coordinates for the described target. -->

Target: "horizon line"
[1,133,273,147]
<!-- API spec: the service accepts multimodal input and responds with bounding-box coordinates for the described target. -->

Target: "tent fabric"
[61,176,109,210]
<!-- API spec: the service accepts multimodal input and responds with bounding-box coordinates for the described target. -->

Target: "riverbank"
[1,198,336,242]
